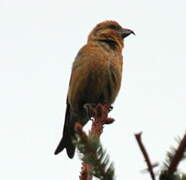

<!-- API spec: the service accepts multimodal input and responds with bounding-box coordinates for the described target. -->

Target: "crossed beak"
[121,28,135,38]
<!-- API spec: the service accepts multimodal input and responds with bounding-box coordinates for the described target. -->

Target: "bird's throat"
[98,39,118,50]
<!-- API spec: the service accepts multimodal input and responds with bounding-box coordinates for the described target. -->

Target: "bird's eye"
[108,24,119,30]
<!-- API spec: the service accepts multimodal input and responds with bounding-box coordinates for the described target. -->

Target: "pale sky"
[0,0,186,179]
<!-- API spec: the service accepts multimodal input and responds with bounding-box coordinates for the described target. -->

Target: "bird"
[54,20,134,158]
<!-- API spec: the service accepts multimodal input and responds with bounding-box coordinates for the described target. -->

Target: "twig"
[167,133,186,175]
[135,132,156,180]
[80,162,92,180]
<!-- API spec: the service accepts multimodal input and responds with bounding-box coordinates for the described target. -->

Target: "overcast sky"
[0,0,186,179]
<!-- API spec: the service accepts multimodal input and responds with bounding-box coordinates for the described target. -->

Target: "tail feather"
[54,136,66,155]
[54,128,75,158]
[54,101,75,159]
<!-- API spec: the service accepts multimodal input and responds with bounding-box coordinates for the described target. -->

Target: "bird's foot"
[96,104,114,124]
[84,103,114,124]
[83,103,97,120]
[109,105,113,112]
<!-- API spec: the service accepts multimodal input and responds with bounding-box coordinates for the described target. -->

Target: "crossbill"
[55,20,134,158]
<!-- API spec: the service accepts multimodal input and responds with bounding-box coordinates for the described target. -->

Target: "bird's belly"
[70,68,120,112]
[84,71,112,103]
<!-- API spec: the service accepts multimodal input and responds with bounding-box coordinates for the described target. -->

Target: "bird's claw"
[109,105,113,112]
[83,103,96,120]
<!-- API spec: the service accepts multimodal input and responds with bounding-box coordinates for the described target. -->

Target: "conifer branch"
[75,123,115,180]
[75,104,115,180]
[160,133,186,180]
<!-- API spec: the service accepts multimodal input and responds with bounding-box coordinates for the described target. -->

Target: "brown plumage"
[54,20,134,158]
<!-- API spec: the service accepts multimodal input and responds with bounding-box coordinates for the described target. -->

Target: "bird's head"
[88,20,135,51]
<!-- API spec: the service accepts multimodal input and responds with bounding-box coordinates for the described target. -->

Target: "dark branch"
[135,132,156,180]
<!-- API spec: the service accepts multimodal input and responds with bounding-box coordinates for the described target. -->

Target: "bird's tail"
[54,126,75,158]
[54,104,75,159]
